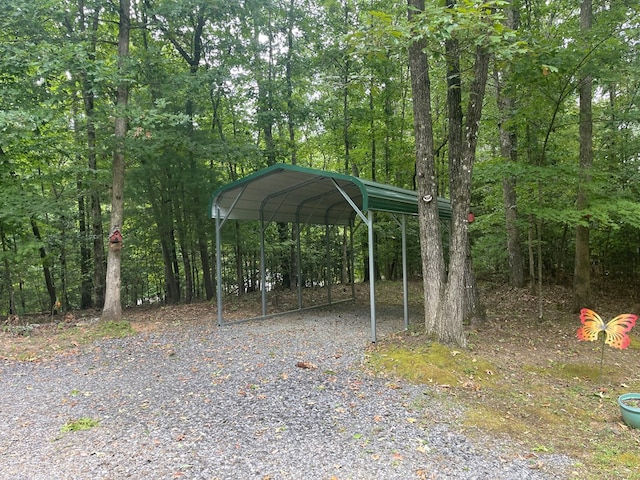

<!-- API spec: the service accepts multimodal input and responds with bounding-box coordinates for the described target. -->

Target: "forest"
[1,0,639,338]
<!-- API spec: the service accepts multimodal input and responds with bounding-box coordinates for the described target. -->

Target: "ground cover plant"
[1,281,639,478]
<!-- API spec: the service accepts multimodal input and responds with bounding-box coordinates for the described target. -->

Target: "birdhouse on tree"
[109,228,123,250]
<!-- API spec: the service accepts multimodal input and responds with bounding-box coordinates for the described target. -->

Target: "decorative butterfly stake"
[577,308,638,380]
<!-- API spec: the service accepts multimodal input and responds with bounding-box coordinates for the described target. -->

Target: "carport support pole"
[260,215,267,317]
[326,223,332,304]
[368,209,376,343]
[350,224,355,300]
[402,214,408,330]
[296,220,302,310]
[215,207,223,327]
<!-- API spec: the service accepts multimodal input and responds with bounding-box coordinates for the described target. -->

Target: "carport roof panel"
[209,163,451,225]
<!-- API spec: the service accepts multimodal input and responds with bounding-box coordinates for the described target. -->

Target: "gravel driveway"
[0,305,573,479]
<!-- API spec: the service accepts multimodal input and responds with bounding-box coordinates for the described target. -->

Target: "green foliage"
[0,0,639,314]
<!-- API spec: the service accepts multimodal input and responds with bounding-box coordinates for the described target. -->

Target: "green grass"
[61,417,100,433]
[1,320,135,362]
[366,336,640,480]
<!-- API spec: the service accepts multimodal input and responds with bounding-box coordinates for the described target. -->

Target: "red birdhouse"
[109,229,123,244]
[468,212,475,224]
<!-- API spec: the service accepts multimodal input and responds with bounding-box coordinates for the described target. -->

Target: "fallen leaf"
[296,361,318,370]
[416,469,430,480]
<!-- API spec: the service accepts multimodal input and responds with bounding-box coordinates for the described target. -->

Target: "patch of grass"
[2,324,35,336]
[1,320,135,362]
[367,331,640,480]
[463,404,529,437]
[61,417,100,433]
[367,340,498,389]
[94,320,134,339]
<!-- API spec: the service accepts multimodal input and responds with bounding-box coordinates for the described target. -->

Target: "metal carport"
[209,163,451,342]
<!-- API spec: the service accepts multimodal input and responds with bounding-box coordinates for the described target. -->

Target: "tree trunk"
[30,217,57,312]
[0,226,16,315]
[102,0,130,322]
[285,0,297,166]
[77,180,93,309]
[91,176,105,309]
[444,15,485,328]
[407,0,445,332]
[176,209,193,303]
[573,0,593,311]
[528,214,536,294]
[495,3,524,288]
[70,2,103,309]
[160,231,181,303]
[437,44,490,345]
[342,1,351,176]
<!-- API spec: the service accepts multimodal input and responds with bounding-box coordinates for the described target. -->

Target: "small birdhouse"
[109,229,123,244]
[108,229,123,251]
[468,212,475,224]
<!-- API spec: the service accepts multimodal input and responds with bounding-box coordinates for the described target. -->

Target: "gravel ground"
[0,306,574,479]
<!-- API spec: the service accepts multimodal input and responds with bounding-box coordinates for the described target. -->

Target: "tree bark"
[30,217,57,312]
[102,0,130,322]
[573,0,593,311]
[437,44,490,345]
[73,2,105,308]
[407,0,445,332]
[0,226,16,315]
[495,3,524,288]
[444,11,484,328]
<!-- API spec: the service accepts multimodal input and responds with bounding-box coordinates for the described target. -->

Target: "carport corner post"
[368,209,376,343]
[215,206,223,327]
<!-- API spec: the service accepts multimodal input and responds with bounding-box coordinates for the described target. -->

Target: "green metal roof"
[209,163,451,226]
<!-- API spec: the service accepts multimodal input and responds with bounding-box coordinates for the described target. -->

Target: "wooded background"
[1,0,639,318]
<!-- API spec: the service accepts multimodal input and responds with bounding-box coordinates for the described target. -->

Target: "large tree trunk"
[407,0,445,332]
[573,0,593,311]
[102,0,130,322]
[67,0,105,308]
[437,44,490,345]
[73,2,105,308]
[495,3,524,288]
[286,6,300,290]
[444,13,484,328]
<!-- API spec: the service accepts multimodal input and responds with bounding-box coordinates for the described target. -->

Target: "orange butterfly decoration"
[577,308,638,350]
